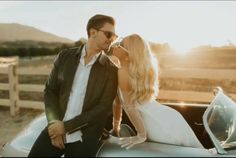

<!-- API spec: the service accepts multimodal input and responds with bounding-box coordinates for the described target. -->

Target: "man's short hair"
[86,14,115,37]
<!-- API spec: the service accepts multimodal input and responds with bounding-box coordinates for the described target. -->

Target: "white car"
[1,87,236,157]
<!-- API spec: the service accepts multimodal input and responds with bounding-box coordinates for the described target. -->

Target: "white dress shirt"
[63,46,101,143]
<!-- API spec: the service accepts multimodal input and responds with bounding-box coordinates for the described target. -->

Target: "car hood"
[97,140,215,157]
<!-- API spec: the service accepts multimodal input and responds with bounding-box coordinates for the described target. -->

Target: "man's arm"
[64,67,118,134]
[44,50,65,123]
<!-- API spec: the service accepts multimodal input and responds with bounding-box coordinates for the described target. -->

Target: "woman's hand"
[119,135,146,149]
[113,124,120,137]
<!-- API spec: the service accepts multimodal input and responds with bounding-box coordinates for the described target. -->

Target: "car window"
[206,90,236,150]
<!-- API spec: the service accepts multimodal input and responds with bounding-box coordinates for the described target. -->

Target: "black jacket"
[44,44,118,141]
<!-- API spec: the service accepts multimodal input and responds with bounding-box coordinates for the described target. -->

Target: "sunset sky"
[1,1,236,52]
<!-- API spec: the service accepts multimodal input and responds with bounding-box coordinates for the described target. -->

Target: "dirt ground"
[0,107,43,147]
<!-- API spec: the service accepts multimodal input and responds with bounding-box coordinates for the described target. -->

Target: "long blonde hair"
[125,34,159,104]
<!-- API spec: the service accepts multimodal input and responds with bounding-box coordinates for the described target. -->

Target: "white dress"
[117,88,204,148]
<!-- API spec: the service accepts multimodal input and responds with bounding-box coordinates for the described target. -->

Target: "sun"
[172,44,192,55]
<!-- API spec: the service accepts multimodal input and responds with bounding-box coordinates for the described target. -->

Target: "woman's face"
[111,38,129,62]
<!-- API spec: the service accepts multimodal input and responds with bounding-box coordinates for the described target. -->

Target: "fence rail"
[1,56,236,116]
[161,68,236,80]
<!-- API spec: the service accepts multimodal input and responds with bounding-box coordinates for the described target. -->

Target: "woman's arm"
[112,95,123,136]
[119,105,147,149]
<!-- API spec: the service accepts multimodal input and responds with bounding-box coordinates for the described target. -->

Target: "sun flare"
[172,45,192,55]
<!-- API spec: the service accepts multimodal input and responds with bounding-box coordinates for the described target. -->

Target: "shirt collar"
[80,45,102,66]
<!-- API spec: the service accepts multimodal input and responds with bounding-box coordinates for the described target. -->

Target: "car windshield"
[206,90,236,150]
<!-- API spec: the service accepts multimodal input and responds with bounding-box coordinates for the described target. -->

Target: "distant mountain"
[0,23,74,43]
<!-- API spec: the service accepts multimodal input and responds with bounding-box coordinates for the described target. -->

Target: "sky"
[0,1,236,52]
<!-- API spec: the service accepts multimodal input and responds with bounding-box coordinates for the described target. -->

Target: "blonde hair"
[125,34,159,105]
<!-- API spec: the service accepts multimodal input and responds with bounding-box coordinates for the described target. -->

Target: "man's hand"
[48,120,65,139]
[51,135,65,150]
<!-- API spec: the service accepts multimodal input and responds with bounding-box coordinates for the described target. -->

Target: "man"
[28,14,118,157]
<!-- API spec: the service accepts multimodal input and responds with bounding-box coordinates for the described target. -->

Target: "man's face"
[94,22,117,52]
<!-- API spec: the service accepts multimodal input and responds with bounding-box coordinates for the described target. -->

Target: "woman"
[110,34,203,149]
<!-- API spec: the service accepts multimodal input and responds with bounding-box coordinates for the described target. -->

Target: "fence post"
[8,57,19,116]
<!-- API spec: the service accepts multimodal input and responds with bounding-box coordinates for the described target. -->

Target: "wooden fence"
[0,56,236,116]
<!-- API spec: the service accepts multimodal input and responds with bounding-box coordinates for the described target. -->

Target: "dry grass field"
[0,49,236,147]
[156,51,236,94]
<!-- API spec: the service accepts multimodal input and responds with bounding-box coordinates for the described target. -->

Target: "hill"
[0,23,74,43]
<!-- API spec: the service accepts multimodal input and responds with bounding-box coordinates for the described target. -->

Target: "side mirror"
[213,87,223,96]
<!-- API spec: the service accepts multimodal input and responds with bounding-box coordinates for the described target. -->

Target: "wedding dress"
[117,87,204,148]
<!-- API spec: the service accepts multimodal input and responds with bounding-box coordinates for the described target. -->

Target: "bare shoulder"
[118,68,131,91]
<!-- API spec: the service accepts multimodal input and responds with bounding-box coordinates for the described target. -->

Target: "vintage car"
[1,87,236,157]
